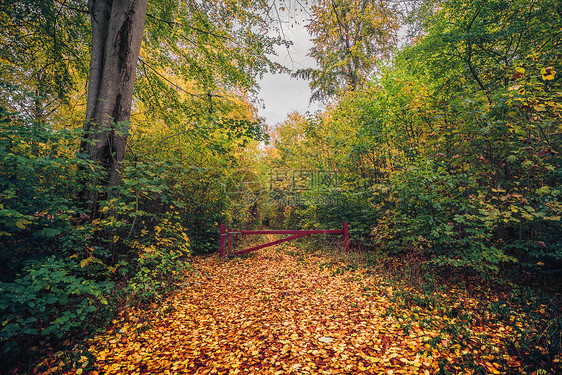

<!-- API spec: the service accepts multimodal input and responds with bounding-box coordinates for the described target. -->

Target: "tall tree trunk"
[81,0,148,217]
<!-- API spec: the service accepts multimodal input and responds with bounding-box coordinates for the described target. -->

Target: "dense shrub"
[0,257,113,352]
[0,109,194,356]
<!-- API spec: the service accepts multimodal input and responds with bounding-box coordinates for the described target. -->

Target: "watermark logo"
[224,169,265,206]
[268,169,339,192]
[224,168,339,206]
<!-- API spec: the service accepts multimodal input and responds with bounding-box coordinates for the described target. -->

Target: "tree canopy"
[295,0,400,101]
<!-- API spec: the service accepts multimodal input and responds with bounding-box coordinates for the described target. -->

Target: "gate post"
[219,224,226,258]
[343,222,349,254]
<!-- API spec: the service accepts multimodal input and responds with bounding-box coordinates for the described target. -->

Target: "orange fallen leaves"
[36,244,543,374]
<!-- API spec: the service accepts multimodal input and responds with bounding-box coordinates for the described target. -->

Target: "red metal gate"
[219,223,349,257]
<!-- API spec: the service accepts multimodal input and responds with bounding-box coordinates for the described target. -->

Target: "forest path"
[84,245,426,374]
[53,243,523,375]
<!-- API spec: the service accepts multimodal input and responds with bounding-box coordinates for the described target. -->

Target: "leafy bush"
[0,256,113,352]
[126,216,191,301]
[371,159,517,271]
[293,189,378,246]
[0,107,98,280]
[0,110,194,356]
[368,153,562,273]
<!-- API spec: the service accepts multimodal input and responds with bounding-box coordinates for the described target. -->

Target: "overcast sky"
[255,5,408,127]
[256,14,323,127]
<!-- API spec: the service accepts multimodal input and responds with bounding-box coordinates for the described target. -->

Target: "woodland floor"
[35,239,559,375]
